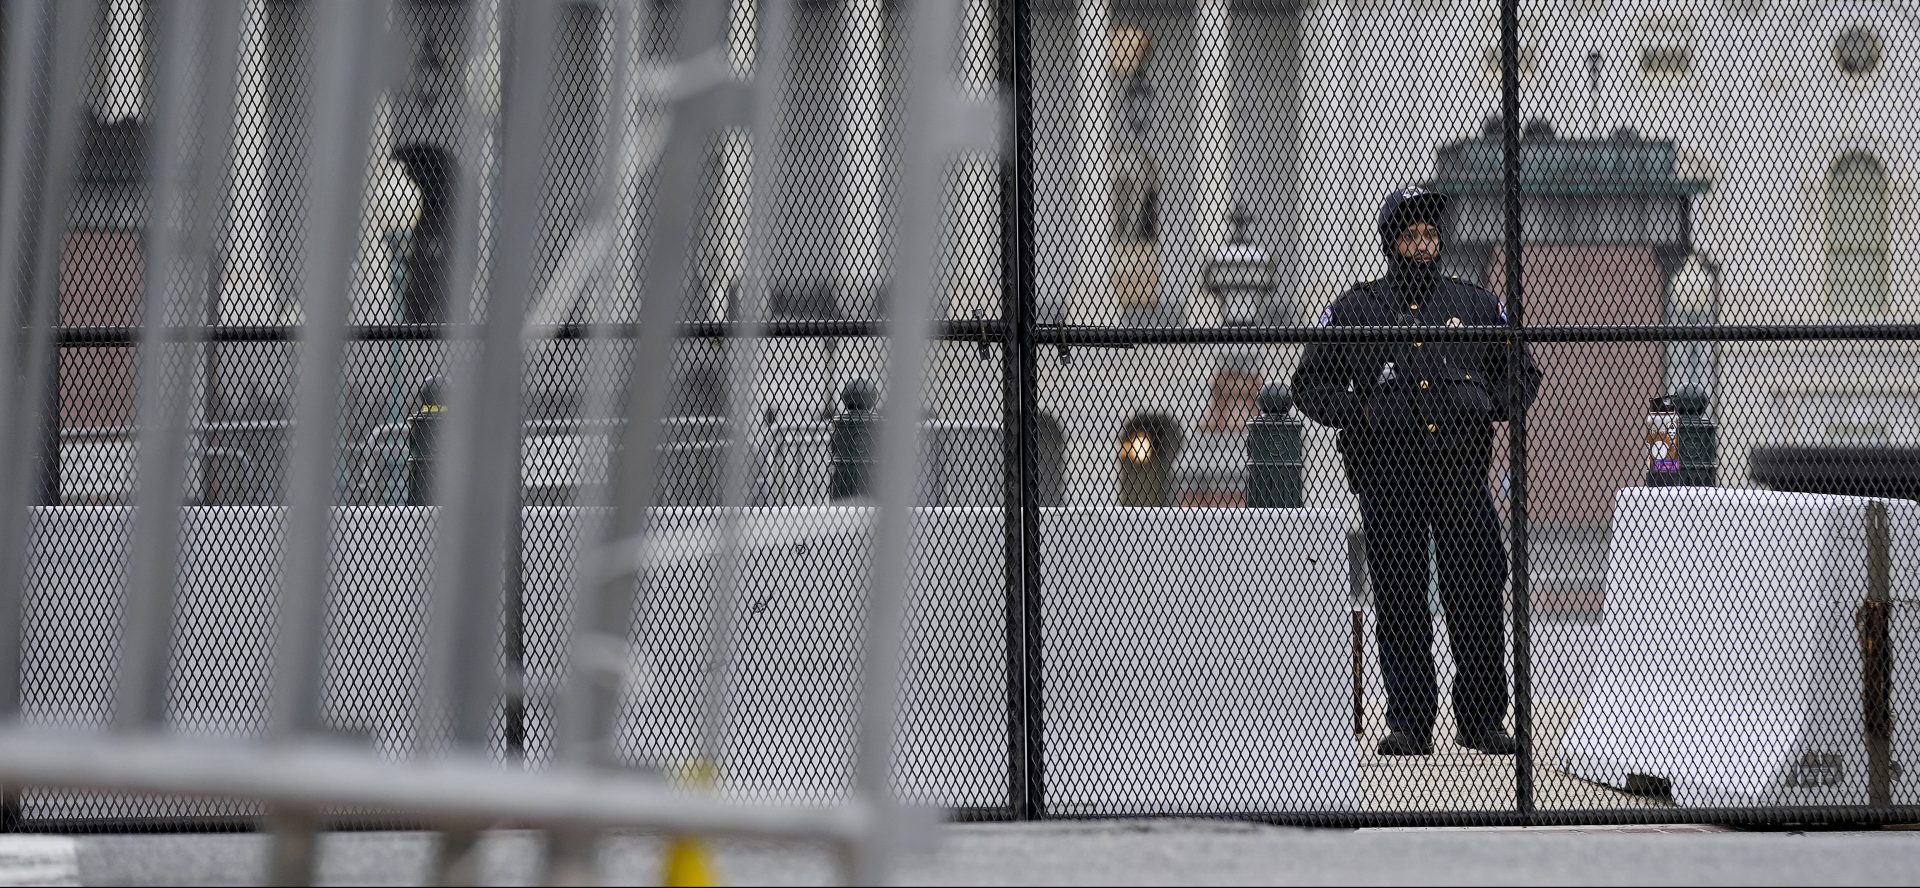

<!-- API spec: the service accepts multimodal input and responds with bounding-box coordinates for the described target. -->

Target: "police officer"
[1291,187,1541,756]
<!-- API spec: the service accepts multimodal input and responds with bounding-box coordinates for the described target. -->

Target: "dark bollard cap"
[418,377,446,412]
[842,379,878,412]
[1257,382,1294,416]
[1673,388,1709,416]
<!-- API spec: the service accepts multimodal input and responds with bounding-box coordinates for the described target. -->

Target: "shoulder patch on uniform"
[1316,304,1335,326]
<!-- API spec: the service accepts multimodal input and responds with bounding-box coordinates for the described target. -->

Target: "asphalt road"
[8,819,1918,886]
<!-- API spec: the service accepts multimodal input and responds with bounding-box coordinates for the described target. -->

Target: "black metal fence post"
[828,379,878,500]
[999,0,1046,821]
[1676,389,1717,487]
[1500,0,1535,818]
[1246,383,1303,509]
[405,377,445,506]
[503,462,526,761]
[1860,500,1894,807]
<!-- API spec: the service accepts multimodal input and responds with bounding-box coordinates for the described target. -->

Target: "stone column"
[1293,0,1354,323]
[1292,0,1356,509]
[837,0,887,319]
[927,0,1004,430]
[701,0,756,324]
[1192,0,1231,253]
[208,0,309,506]
[98,0,145,122]
[949,0,999,322]
[824,0,888,424]
[1187,0,1231,327]
[529,4,613,421]
[221,0,307,327]
[1071,0,1111,324]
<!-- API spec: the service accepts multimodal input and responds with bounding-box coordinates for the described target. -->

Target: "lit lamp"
[1117,415,1179,506]
[1202,206,1279,327]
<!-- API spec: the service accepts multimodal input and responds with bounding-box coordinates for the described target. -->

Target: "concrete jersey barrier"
[20,505,1361,818]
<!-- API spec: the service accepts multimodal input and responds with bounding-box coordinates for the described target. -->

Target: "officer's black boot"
[1455,730,1517,755]
[1376,731,1434,756]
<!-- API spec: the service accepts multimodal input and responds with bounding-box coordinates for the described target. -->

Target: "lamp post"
[1668,253,1720,489]
[1202,206,1279,327]
[1669,252,1719,398]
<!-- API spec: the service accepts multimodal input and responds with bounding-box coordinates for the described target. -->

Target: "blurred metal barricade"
[0,0,992,883]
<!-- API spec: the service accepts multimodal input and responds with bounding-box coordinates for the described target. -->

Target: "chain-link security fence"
[3,0,1919,835]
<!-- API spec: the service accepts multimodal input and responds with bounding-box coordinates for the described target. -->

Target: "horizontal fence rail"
[47,322,1920,346]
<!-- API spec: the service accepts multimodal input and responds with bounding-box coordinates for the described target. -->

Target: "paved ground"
[5,820,1917,886]
[1356,697,1664,811]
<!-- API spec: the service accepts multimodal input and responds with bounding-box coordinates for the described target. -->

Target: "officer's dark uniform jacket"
[1292,272,1541,477]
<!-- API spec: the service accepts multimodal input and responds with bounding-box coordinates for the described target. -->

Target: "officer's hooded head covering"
[1376,186,1447,255]
[1376,186,1447,295]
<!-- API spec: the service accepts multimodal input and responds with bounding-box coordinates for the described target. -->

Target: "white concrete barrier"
[1557,487,1920,808]
[21,505,1361,817]
[1037,507,1359,814]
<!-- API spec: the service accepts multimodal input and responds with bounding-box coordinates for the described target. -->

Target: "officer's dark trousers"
[1354,455,1509,738]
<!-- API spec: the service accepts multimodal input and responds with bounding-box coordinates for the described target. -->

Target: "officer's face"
[1393,223,1440,263]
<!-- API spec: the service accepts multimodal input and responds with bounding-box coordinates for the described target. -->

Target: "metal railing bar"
[1,0,98,745]
[421,0,556,760]
[701,0,797,791]
[115,0,244,733]
[0,0,52,737]
[1036,323,1920,345]
[564,0,734,776]
[269,0,388,741]
[537,4,642,877]
[416,0,501,813]
[0,728,870,841]
[19,0,97,518]
[843,1,973,881]
[263,5,392,881]
[0,2,95,833]
[999,0,1047,822]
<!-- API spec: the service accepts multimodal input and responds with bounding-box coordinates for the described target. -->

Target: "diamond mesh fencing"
[1013,0,1920,824]
[4,0,1920,836]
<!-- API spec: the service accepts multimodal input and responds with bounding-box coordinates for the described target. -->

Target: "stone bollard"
[405,377,446,506]
[1247,382,1303,508]
[828,379,878,500]
[1675,388,1717,488]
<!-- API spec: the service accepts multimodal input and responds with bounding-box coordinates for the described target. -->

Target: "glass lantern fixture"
[1202,206,1279,327]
